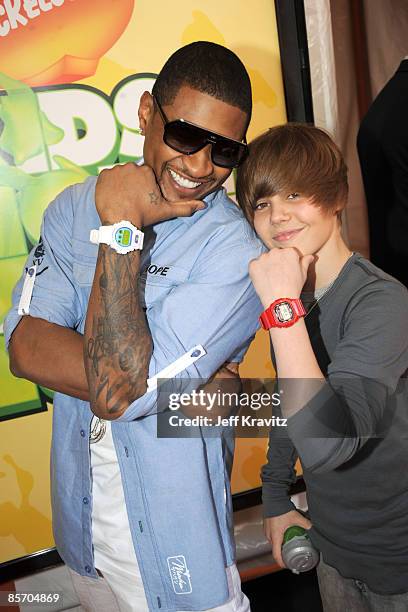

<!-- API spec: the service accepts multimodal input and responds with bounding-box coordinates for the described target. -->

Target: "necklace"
[304,279,335,317]
[90,416,106,444]
[303,251,354,317]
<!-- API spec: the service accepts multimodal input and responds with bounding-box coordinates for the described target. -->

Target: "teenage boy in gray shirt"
[237,124,408,611]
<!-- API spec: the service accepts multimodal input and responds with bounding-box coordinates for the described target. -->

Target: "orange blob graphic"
[0,0,135,86]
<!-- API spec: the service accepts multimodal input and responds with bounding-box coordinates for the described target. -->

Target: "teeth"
[169,169,201,189]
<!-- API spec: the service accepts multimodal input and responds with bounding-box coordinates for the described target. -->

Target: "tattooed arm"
[84,163,203,419]
[84,245,152,418]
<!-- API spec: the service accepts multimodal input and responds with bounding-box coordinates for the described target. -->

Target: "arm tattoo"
[84,246,153,416]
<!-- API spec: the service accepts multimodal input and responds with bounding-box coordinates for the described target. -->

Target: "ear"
[138,91,154,134]
[333,199,345,219]
[335,208,344,226]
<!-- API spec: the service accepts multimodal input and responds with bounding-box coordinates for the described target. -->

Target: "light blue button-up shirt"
[4,176,264,611]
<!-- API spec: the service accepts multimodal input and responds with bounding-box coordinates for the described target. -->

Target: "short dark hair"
[152,41,252,123]
[236,123,348,225]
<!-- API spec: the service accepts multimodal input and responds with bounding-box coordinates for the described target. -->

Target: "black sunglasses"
[153,95,248,169]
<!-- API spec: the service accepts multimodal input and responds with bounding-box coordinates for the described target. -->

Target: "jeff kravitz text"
[168,414,287,427]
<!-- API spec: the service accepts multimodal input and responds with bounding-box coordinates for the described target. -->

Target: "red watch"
[260,298,306,329]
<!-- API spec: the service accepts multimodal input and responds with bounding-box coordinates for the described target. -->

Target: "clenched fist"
[95,163,205,228]
[249,248,314,308]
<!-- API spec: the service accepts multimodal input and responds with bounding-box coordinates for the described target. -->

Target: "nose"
[182,144,213,178]
[268,199,291,224]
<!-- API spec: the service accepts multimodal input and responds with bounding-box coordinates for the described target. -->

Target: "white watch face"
[274,301,294,323]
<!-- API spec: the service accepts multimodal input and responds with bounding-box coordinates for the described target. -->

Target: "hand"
[264,510,312,568]
[95,163,205,228]
[176,362,241,418]
[249,248,314,308]
[213,361,240,379]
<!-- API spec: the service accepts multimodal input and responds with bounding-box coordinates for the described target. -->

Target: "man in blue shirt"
[5,43,263,611]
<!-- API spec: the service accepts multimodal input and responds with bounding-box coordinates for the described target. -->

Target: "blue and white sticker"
[167,555,192,595]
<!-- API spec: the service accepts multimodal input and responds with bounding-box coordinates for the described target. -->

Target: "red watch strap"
[259,308,276,330]
[291,299,306,317]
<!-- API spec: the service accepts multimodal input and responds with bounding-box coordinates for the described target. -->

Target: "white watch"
[89,220,144,254]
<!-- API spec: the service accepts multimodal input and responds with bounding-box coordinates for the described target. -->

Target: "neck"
[303,228,352,292]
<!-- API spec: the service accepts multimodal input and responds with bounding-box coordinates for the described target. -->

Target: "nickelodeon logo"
[0,0,134,86]
[0,0,67,36]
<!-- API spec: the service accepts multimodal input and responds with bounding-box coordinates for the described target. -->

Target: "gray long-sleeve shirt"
[262,253,408,595]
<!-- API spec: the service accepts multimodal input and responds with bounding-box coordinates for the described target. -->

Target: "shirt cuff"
[262,489,297,518]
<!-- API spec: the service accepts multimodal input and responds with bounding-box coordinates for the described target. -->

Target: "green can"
[281,526,320,574]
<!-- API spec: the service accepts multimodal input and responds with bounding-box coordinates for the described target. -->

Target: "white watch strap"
[90,226,113,245]
[134,229,144,250]
[98,225,114,245]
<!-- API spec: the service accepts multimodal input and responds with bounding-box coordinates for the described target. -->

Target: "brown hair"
[236,123,348,225]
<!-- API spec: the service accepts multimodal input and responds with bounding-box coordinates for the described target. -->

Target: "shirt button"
[82,497,89,505]
[80,430,85,437]
[85,565,91,573]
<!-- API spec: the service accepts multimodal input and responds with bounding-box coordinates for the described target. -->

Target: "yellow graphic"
[182,11,278,114]
[182,10,226,45]
[0,407,54,563]
[0,455,52,553]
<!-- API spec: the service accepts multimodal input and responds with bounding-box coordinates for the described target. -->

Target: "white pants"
[69,563,250,612]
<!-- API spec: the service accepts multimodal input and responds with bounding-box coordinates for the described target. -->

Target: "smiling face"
[253,191,342,256]
[138,86,248,202]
